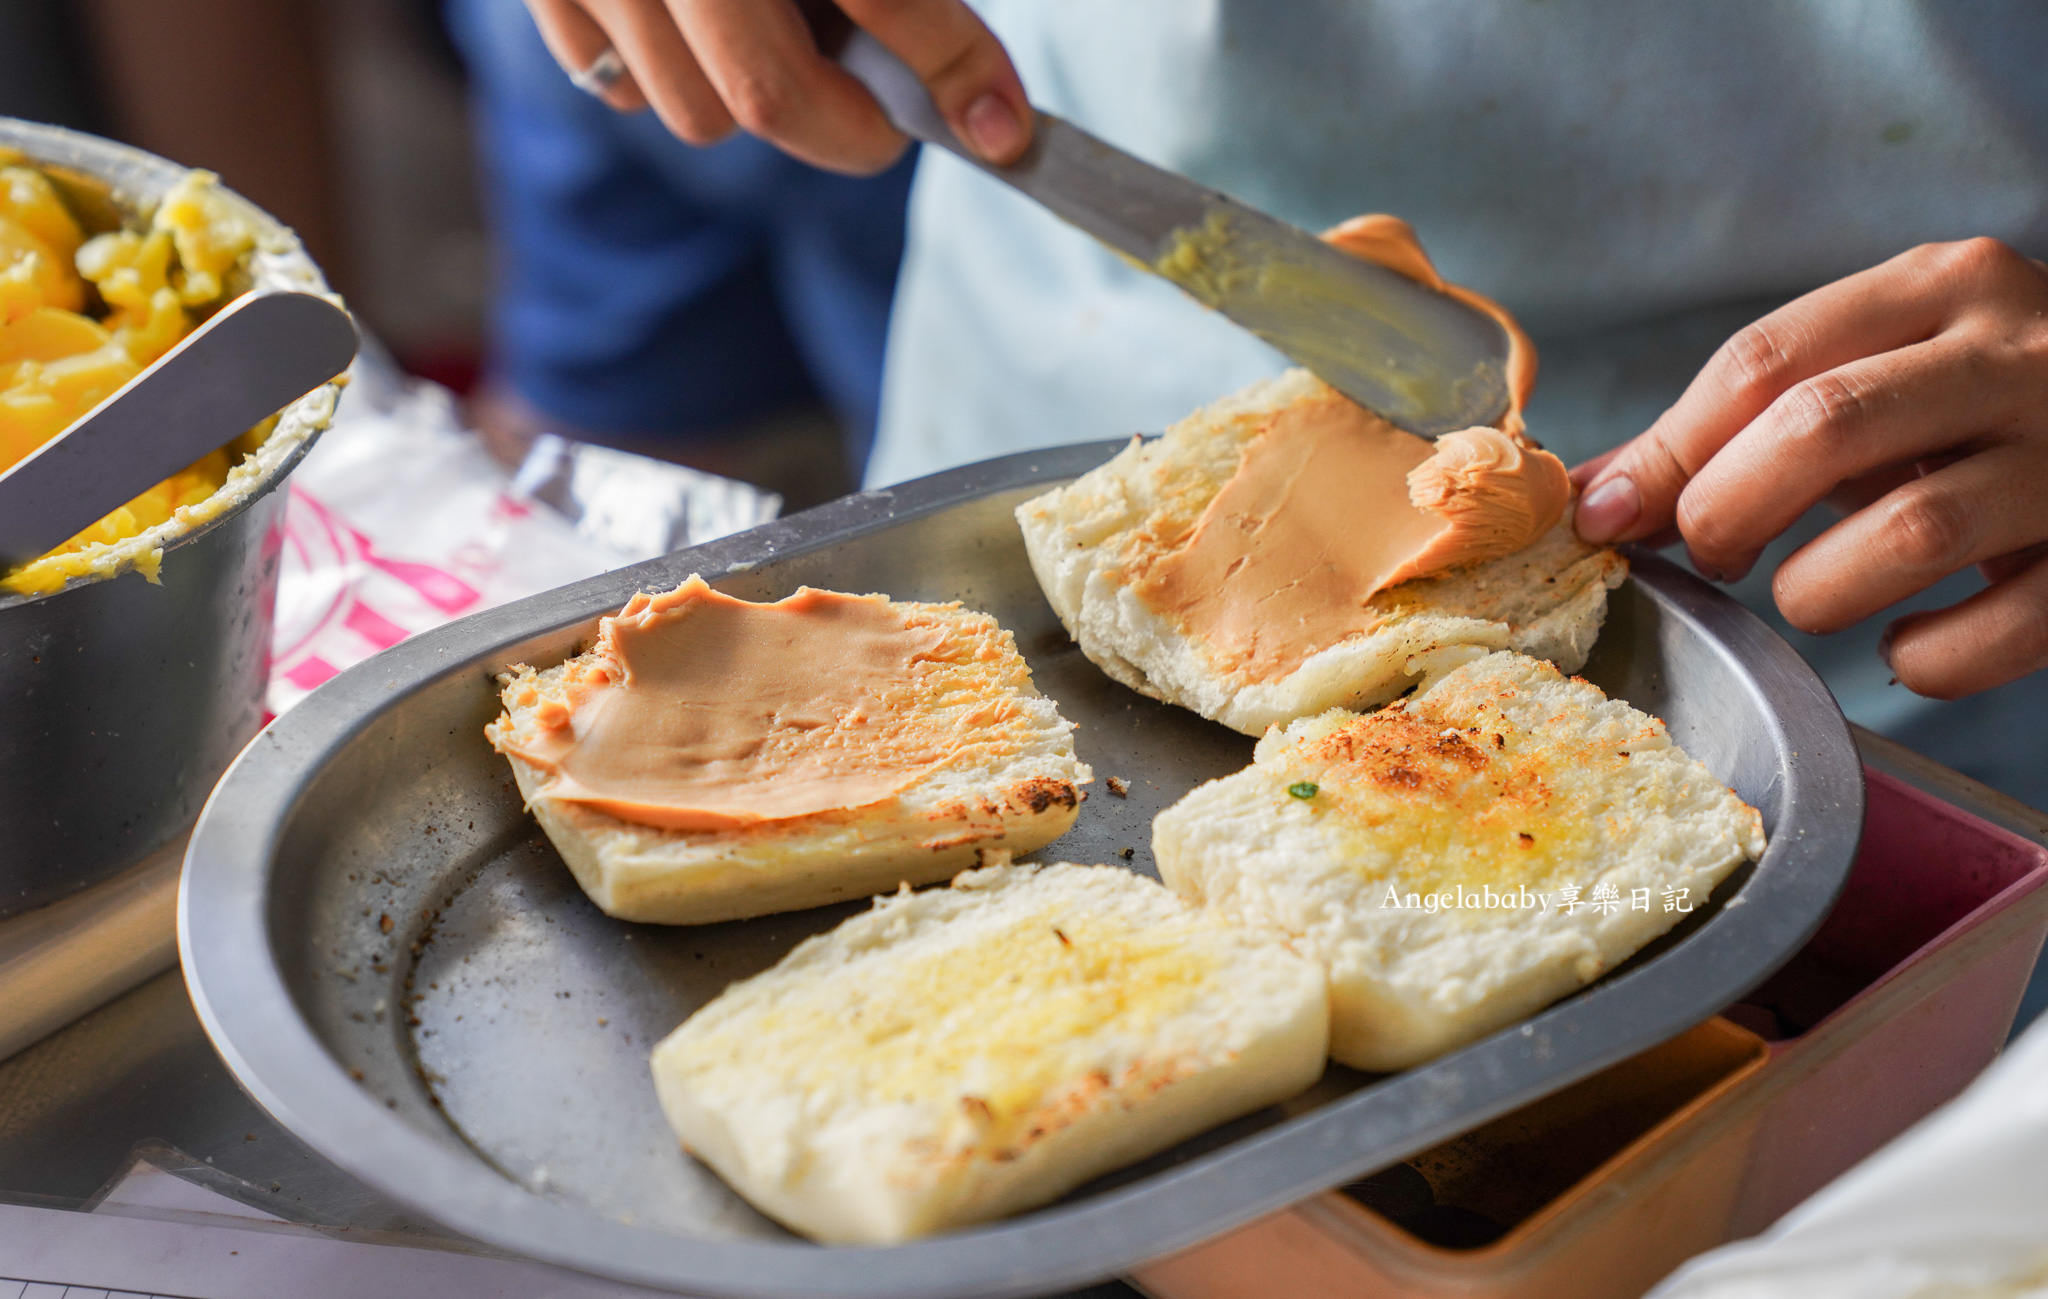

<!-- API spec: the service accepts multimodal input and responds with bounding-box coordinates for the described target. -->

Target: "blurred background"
[0,0,908,509]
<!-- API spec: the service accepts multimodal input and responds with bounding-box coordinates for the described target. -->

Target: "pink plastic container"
[1724,764,2048,1231]
[1134,737,2048,1299]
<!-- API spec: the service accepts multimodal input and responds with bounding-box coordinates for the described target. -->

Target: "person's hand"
[1571,238,2048,700]
[521,0,1032,175]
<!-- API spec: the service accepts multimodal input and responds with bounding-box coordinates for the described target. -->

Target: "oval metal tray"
[181,441,1863,1298]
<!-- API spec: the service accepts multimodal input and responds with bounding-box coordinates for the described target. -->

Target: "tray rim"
[179,440,1865,1299]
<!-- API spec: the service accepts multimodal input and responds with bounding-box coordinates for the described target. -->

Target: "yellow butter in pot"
[0,164,258,595]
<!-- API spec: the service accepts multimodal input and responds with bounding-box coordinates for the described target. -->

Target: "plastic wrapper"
[269,352,780,715]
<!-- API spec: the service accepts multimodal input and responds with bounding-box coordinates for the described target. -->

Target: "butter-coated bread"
[488,597,1091,925]
[1016,370,1626,736]
[1154,649,1765,1071]
[650,860,1330,1243]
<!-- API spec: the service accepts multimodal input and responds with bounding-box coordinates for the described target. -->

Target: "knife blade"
[839,32,1510,437]
[0,289,358,570]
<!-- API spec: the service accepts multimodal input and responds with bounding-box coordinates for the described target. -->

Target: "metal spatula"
[0,290,358,570]
[839,33,1511,438]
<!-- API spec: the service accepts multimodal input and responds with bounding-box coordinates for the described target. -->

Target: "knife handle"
[838,31,974,161]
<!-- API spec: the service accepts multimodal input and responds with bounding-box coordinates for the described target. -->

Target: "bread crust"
[488,596,1091,924]
[1016,370,1626,736]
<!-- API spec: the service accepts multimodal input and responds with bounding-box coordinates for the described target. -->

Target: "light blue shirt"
[868,0,2048,803]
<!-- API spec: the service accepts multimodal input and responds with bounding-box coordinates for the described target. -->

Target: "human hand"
[1572,238,2048,700]
[521,0,1032,174]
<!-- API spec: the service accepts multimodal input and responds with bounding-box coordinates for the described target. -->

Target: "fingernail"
[1575,474,1639,544]
[1877,623,1897,671]
[962,92,1025,162]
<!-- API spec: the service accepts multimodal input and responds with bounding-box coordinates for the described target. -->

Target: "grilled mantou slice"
[650,860,1329,1243]
[1154,650,1765,1071]
[1016,370,1626,736]
[488,580,1090,924]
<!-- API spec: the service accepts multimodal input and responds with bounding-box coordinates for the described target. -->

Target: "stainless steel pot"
[0,118,340,916]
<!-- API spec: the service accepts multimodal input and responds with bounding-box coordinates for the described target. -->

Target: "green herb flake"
[1287,781,1319,800]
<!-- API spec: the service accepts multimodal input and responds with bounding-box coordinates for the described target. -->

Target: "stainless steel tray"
[180,442,1864,1299]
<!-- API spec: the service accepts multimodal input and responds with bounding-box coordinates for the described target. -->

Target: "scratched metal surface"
[182,441,1864,1299]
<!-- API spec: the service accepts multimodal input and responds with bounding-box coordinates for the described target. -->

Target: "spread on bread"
[1132,215,1569,685]
[491,577,981,831]
[1014,363,1619,735]
[486,577,1090,923]
[1129,390,1571,684]
[1403,426,1573,572]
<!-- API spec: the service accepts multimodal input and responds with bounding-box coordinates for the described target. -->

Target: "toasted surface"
[1154,650,1766,1071]
[487,591,1091,924]
[1016,370,1626,736]
[650,860,1329,1244]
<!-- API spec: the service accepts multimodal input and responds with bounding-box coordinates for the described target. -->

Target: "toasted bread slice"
[1154,650,1765,1071]
[650,860,1329,1243]
[487,593,1091,924]
[1016,370,1626,736]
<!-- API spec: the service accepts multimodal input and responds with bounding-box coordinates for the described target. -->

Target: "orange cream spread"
[1132,216,1569,685]
[493,578,974,832]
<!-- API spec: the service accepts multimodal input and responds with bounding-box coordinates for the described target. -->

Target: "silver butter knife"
[0,289,358,570]
[841,32,1511,437]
